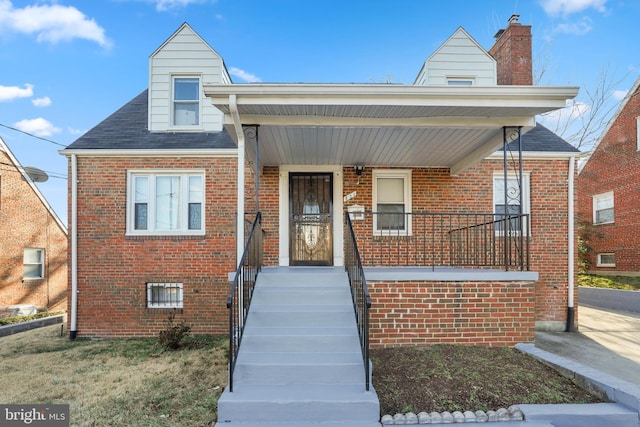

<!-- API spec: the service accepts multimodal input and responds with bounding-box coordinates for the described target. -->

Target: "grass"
[0,310,66,326]
[578,273,640,291]
[0,324,604,425]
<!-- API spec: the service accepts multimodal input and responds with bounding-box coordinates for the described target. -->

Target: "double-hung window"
[128,171,204,236]
[173,77,200,127]
[24,248,44,280]
[593,192,614,224]
[372,170,412,235]
[493,173,530,235]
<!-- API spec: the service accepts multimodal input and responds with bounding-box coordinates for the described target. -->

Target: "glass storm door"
[290,173,333,266]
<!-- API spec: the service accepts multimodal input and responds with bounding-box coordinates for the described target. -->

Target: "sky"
[1,0,639,227]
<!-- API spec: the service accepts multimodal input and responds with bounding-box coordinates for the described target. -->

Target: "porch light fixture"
[506,128,520,142]
[354,164,365,176]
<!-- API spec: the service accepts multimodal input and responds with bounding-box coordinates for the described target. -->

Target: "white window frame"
[171,76,201,128]
[146,282,183,308]
[23,248,45,280]
[447,77,475,86]
[593,191,614,225]
[493,173,531,236]
[372,169,412,236]
[636,116,640,152]
[126,170,205,236]
[596,253,616,267]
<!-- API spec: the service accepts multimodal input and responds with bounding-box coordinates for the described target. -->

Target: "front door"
[290,173,333,266]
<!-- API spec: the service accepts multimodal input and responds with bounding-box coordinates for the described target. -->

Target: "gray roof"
[515,123,579,152]
[65,89,576,154]
[64,90,235,150]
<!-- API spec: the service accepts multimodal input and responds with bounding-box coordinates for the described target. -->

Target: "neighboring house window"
[372,169,412,235]
[173,77,200,126]
[24,248,45,280]
[147,283,183,308]
[447,78,474,86]
[127,171,205,236]
[597,253,615,267]
[636,117,640,151]
[593,192,614,224]
[493,174,530,235]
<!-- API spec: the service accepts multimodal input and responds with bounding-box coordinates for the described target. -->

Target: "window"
[173,77,200,126]
[24,248,44,279]
[147,283,183,308]
[128,171,204,235]
[593,192,614,224]
[597,253,615,267]
[372,170,412,235]
[447,78,474,86]
[636,117,640,151]
[493,174,530,235]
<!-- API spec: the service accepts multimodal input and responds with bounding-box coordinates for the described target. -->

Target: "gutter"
[566,155,576,332]
[69,154,78,340]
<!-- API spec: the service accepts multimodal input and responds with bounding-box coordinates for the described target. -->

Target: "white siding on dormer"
[149,24,230,132]
[415,27,497,86]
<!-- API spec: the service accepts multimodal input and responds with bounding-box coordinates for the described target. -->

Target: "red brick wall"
[0,150,67,311]
[69,156,237,338]
[369,280,536,348]
[577,85,640,273]
[489,21,533,86]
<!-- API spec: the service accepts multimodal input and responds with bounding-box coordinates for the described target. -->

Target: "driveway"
[535,304,640,386]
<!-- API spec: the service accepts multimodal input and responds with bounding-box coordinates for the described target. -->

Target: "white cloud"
[0,0,111,47]
[153,0,207,11]
[555,17,593,35]
[68,127,85,135]
[539,99,590,128]
[540,0,607,16]
[32,96,51,107]
[0,83,33,101]
[14,117,61,137]
[611,90,628,101]
[229,67,262,83]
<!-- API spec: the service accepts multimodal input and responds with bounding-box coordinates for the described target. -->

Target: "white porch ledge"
[363,266,538,282]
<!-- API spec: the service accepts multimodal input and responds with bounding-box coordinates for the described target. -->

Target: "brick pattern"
[577,85,640,273]
[0,150,67,310]
[70,156,237,337]
[489,22,533,86]
[368,280,536,348]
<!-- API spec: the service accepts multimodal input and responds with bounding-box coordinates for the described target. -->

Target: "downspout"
[69,154,78,340]
[566,156,576,332]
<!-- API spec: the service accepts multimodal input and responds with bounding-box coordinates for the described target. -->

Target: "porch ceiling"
[205,84,579,174]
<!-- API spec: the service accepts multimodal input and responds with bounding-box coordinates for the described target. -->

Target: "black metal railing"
[344,213,371,391]
[226,212,262,393]
[351,212,530,271]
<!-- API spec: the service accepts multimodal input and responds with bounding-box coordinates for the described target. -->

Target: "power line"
[0,123,67,147]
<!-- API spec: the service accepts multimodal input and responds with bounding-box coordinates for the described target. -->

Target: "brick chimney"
[489,14,533,85]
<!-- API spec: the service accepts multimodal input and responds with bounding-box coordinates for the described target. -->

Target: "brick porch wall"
[0,150,67,311]
[368,280,536,348]
[69,156,237,338]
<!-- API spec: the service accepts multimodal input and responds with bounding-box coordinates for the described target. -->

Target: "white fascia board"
[59,148,238,157]
[486,151,585,160]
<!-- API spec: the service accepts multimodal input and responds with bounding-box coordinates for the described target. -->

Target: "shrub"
[158,312,191,350]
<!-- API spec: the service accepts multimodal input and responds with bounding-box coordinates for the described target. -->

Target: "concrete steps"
[217,267,379,425]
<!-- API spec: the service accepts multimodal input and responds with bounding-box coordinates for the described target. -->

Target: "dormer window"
[447,78,474,86]
[173,77,200,126]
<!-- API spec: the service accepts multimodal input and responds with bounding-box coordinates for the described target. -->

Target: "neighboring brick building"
[62,17,579,342]
[0,136,67,312]
[577,76,640,275]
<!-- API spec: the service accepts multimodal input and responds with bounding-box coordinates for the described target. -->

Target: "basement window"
[597,253,615,267]
[147,283,183,308]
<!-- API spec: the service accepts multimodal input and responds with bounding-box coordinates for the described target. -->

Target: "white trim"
[60,149,238,158]
[596,253,616,267]
[592,191,614,225]
[146,282,183,308]
[372,169,412,236]
[126,169,206,236]
[637,116,640,152]
[23,248,45,280]
[170,75,203,130]
[278,165,344,267]
[486,151,583,160]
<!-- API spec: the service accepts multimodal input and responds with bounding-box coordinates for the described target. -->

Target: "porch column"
[229,95,245,264]
[503,126,523,270]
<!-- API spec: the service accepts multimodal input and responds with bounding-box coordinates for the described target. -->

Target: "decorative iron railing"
[344,213,372,391]
[226,212,262,393]
[350,212,530,271]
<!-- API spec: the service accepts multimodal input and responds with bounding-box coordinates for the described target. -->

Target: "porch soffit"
[205,84,579,172]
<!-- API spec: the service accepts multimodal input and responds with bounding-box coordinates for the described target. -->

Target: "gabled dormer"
[414,27,497,86]
[148,22,231,132]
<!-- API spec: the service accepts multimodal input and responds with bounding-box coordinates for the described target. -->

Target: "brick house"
[577,76,640,275]
[0,136,67,312]
[61,17,580,346]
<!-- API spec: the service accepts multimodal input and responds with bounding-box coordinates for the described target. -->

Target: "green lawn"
[578,274,640,291]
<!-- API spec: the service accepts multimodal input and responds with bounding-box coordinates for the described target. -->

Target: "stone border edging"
[381,406,524,424]
[0,315,65,337]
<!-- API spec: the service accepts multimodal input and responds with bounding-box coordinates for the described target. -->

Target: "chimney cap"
[508,14,520,24]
